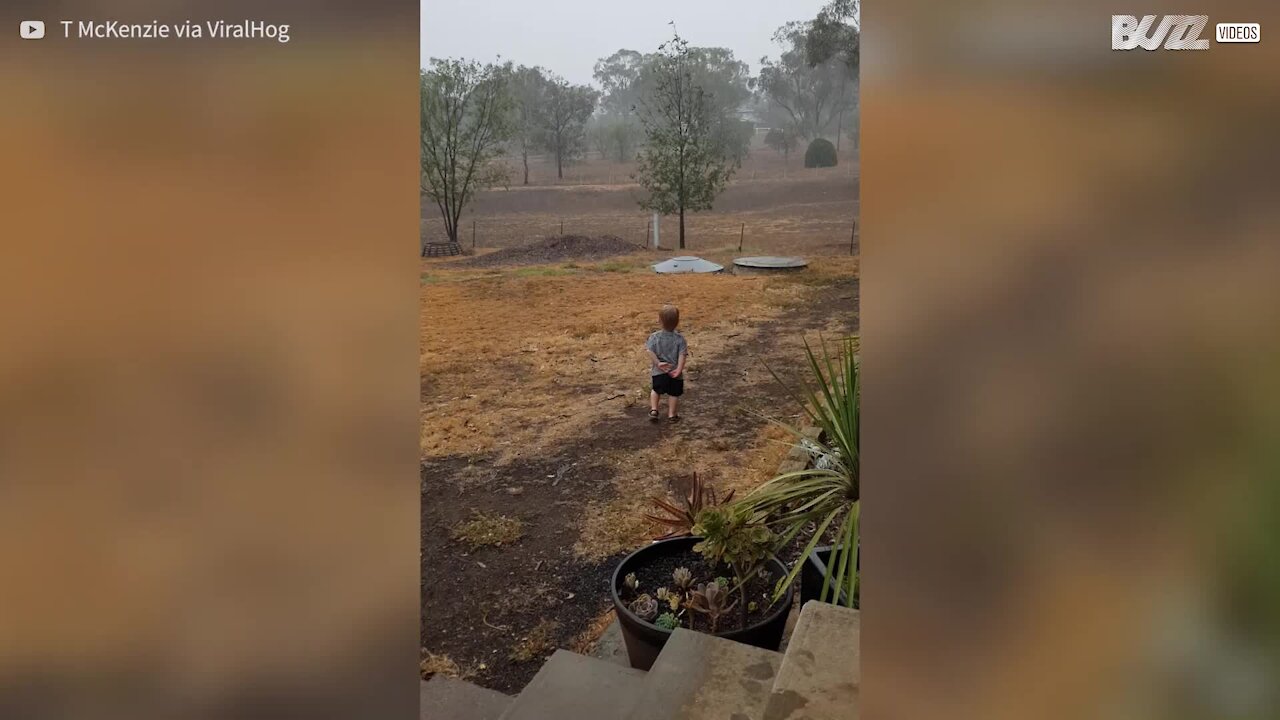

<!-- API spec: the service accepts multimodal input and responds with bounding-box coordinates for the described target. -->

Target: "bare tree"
[420,59,511,247]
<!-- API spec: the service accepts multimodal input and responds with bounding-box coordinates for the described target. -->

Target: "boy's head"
[659,305,680,331]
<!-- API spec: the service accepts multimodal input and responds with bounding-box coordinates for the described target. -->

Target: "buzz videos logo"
[1113,15,1261,50]
[1112,15,1210,50]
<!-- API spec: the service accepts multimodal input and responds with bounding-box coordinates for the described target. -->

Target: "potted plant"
[738,335,860,609]
[610,495,795,670]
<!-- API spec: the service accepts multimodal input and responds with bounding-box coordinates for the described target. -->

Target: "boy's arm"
[646,346,672,371]
[670,350,687,377]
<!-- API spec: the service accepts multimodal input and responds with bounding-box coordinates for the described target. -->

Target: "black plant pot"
[610,536,795,671]
[800,544,860,607]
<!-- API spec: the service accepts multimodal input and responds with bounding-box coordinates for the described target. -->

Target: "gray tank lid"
[732,256,809,269]
[653,256,725,274]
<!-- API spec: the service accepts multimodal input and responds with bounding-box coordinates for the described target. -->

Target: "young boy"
[645,304,688,422]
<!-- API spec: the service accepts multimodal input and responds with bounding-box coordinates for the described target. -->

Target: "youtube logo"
[20,20,45,39]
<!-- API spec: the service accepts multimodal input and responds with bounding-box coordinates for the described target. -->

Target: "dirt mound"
[452,234,644,268]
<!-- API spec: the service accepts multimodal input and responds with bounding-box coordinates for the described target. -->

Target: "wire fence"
[421,212,859,257]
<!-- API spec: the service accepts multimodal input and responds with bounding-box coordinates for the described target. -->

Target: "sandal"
[649,410,659,422]
[668,415,681,423]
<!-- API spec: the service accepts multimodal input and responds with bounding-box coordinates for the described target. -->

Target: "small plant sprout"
[630,593,659,621]
[687,582,738,634]
[656,587,671,602]
[672,567,694,590]
[748,601,759,613]
[624,572,639,592]
[656,612,680,631]
[715,577,730,590]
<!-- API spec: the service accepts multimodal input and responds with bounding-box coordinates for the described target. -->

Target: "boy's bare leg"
[650,390,660,413]
[667,395,679,418]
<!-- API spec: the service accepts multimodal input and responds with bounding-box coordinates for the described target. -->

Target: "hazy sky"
[421,0,829,85]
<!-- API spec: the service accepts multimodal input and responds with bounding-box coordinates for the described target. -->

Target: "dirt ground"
[421,257,857,692]
[421,145,858,693]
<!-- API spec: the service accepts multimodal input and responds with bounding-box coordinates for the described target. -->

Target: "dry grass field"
[423,139,859,255]
[420,142,858,692]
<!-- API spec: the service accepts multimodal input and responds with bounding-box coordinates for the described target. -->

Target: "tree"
[804,137,838,168]
[805,0,859,149]
[504,64,550,185]
[588,116,611,160]
[420,59,511,247]
[764,126,800,161]
[606,116,642,162]
[712,116,754,166]
[634,34,736,250]
[757,22,857,142]
[590,113,641,163]
[807,0,860,71]
[593,49,647,115]
[596,45,753,166]
[537,77,598,180]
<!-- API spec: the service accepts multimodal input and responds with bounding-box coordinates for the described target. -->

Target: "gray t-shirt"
[646,330,689,377]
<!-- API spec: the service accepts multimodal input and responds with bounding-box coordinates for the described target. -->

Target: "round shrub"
[804,138,838,168]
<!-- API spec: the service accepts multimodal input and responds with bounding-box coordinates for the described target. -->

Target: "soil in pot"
[623,545,783,632]
[612,537,795,669]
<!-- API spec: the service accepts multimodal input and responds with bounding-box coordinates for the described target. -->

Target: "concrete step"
[764,601,860,720]
[501,649,648,720]
[420,676,511,720]
[589,618,632,668]
[628,628,783,720]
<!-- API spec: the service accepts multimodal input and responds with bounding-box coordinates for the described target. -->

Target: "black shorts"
[651,373,684,397]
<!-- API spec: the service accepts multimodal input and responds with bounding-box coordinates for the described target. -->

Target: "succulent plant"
[655,612,680,631]
[715,576,730,590]
[667,593,681,612]
[630,593,659,621]
[693,507,775,572]
[748,601,759,613]
[656,587,670,602]
[624,572,639,592]
[672,567,694,590]
[687,581,738,633]
[643,472,736,540]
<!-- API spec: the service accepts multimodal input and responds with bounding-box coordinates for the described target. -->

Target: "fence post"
[850,221,856,256]
[739,223,745,252]
[472,220,477,250]
[560,219,564,236]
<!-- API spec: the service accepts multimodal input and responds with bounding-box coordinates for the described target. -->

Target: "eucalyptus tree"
[420,59,511,245]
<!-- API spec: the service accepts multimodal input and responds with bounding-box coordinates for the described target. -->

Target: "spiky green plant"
[655,612,680,631]
[738,335,859,608]
[644,471,736,540]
